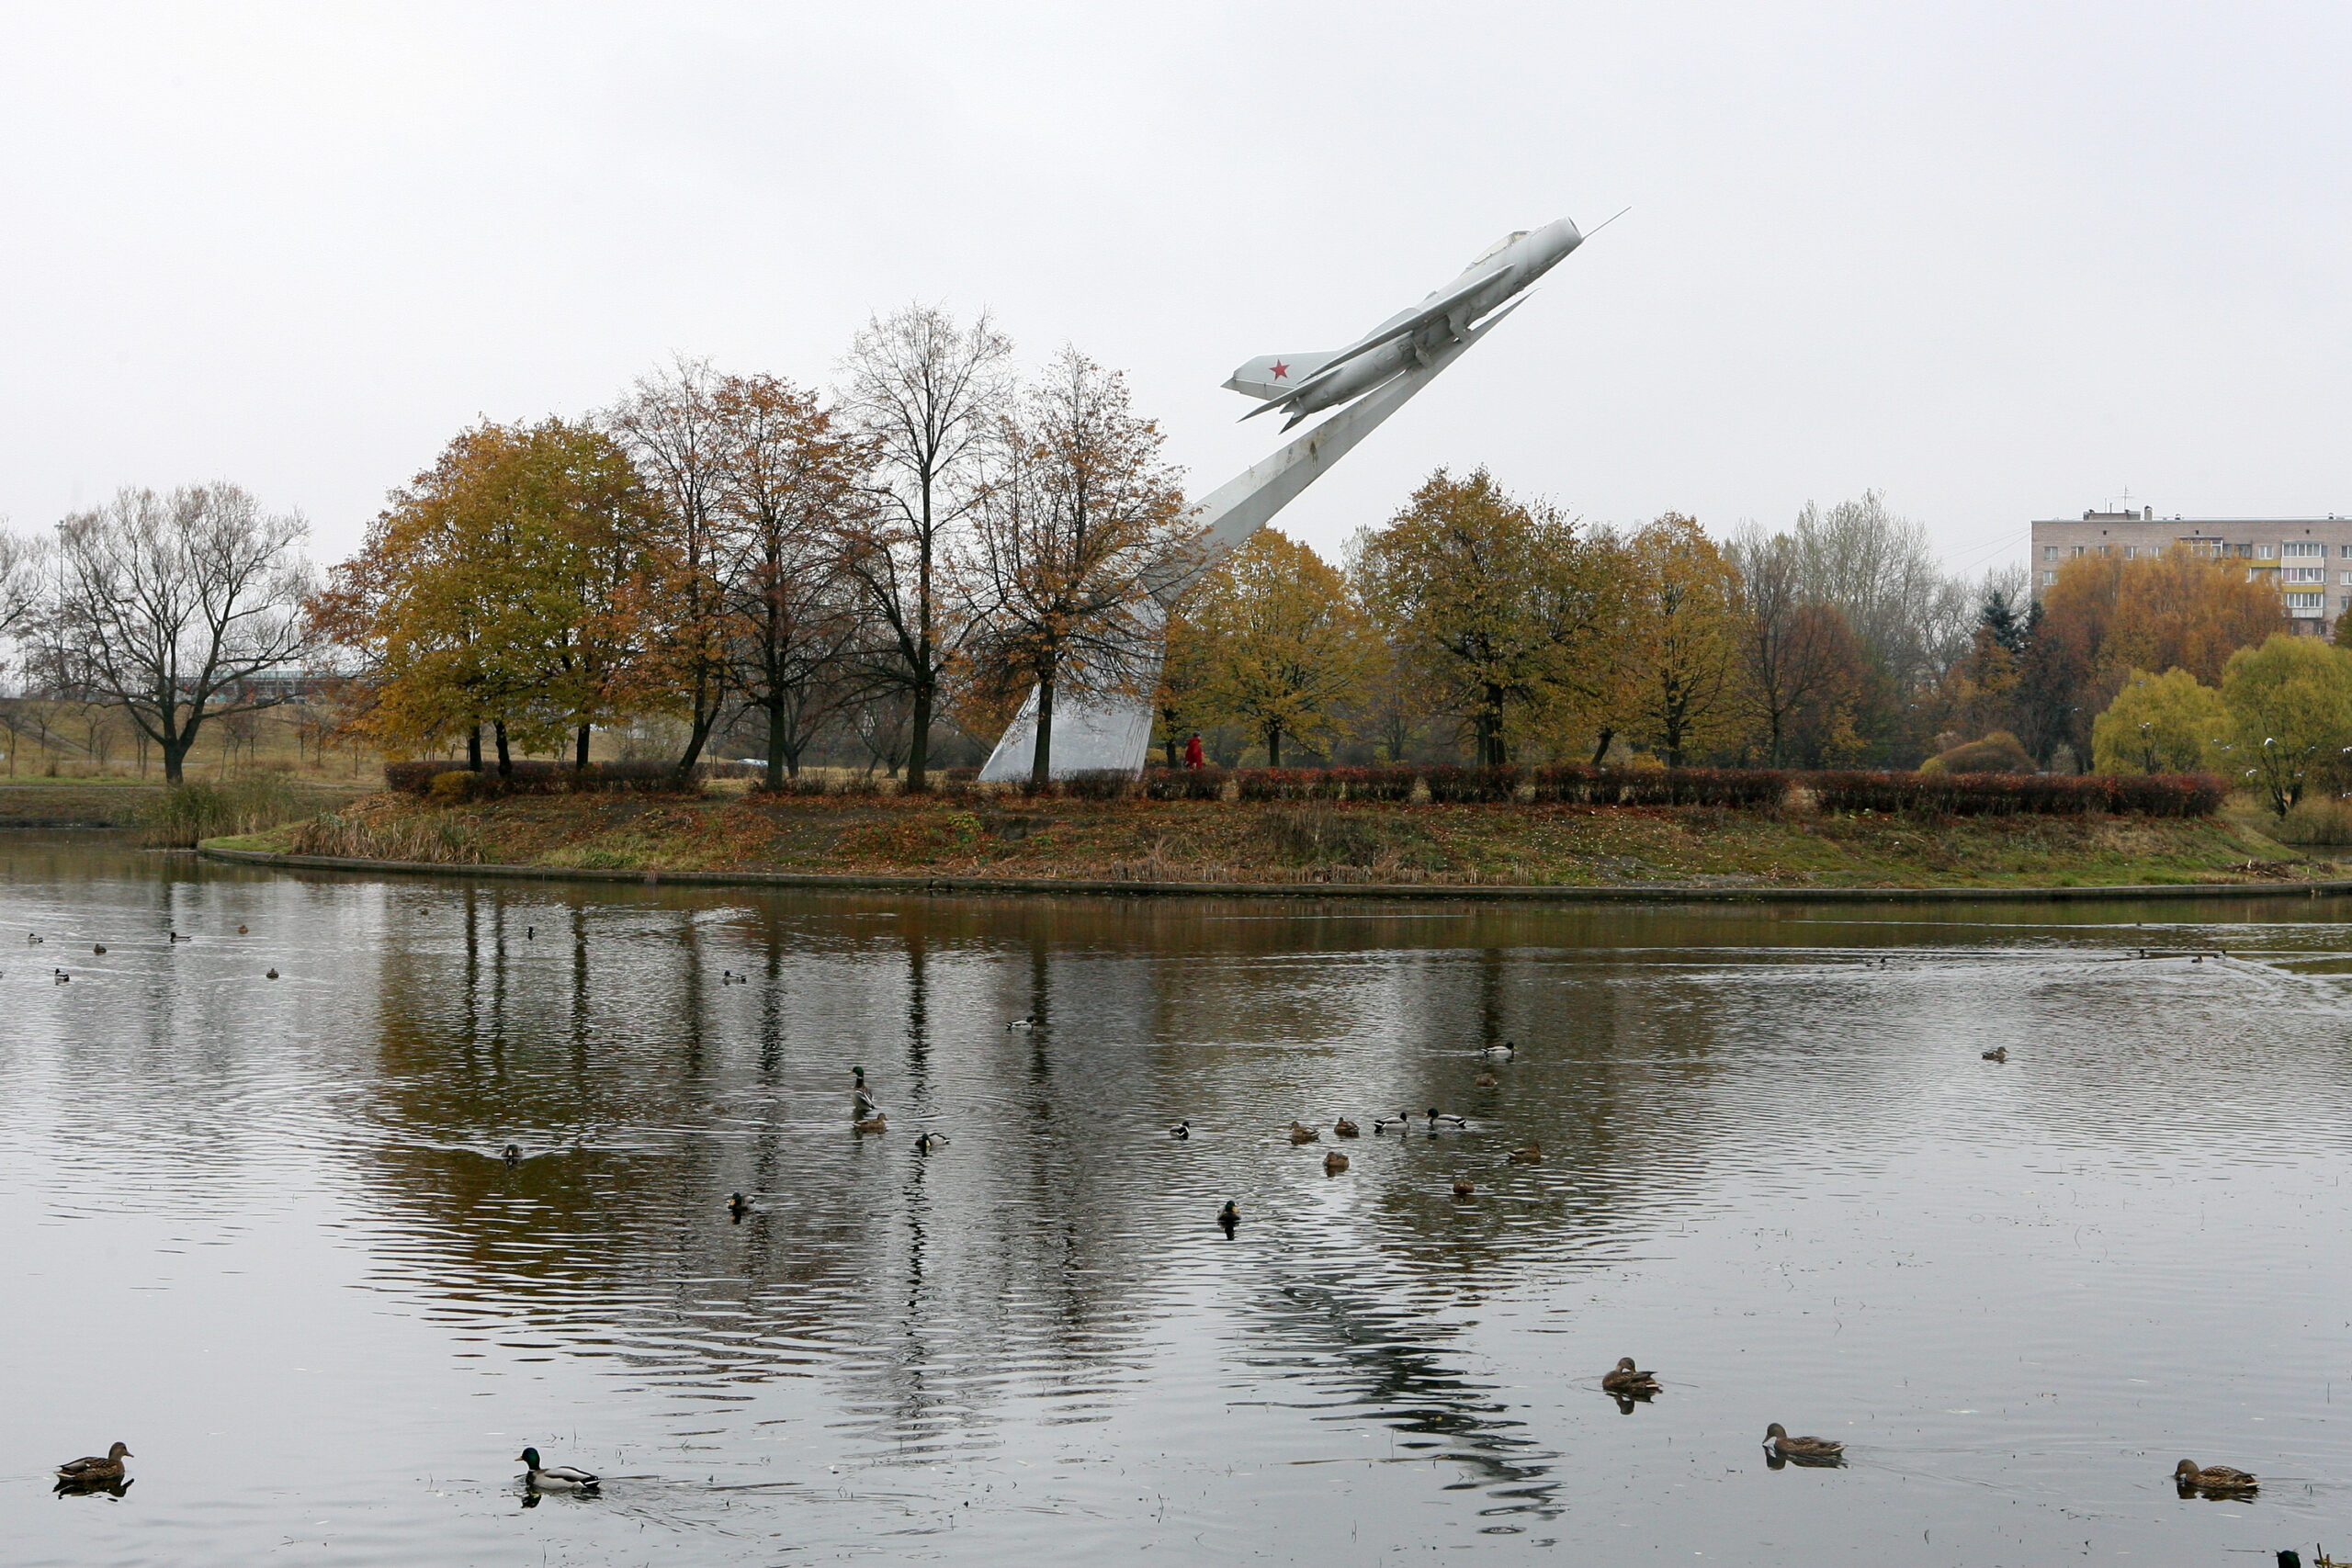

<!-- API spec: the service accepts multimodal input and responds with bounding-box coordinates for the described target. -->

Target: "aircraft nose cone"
[1548,216,1583,255]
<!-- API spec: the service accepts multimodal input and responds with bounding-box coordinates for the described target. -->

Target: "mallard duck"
[55,1442,130,1483]
[1481,1040,1517,1060]
[1509,1143,1543,1164]
[526,926,535,940]
[1475,1071,1499,1088]
[1763,1423,1844,1461]
[1170,1119,1191,1139]
[1216,1200,1239,1235]
[502,1144,522,1165]
[1426,1108,1466,1128]
[854,1113,887,1134]
[854,1089,882,1117]
[53,969,68,984]
[517,1448,599,1490]
[728,1192,752,1220]
[852,1066,866,1089]
[1600,1357,1659,1396]
[92,943,105,955]
[1452,1176,1475,1199]
[236,924,248,934]
[266,968,279,980]
[169,931,189,942]
[26,931,42,944]
[1982,1046,2007,1062]
[1007,1016,1036,1031]
[2175,1458,2257,1493]
[1372,1112,1410,1134]
[915,1132,940,1156]
[1324,1150,1350,1175]
[1288,1122,1319,1145]
[1333,1118,1359,1137]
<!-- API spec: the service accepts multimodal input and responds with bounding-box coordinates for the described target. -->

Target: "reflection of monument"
[979,218,1592,783]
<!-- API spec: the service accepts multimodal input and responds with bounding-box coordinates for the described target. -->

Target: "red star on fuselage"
[1270,360,1289,379]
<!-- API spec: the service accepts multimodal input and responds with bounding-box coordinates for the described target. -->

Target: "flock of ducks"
[23,925,273,987]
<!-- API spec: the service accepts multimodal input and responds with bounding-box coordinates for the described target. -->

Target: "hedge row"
[386,759,703,796]
[1807,770,2226,818]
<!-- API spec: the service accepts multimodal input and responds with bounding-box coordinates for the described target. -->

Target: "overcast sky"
[4,2,2346,577]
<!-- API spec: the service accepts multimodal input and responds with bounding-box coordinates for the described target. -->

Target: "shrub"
[1322,766,1419,802]
[1532,765,1789,807]
[1806,770,2223,818]
[1142,766,1230,801]
[1419,764,1523,802]
[1921,731,2036,774]
[382,759,704,797]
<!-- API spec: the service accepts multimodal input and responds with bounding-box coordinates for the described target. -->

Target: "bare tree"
[51,483,312,784]
[1732,525,1847,765]
[1792,491,1973,692]
[967,350,1192,785]
[836,305,1012,791]
[609,355,735,778]
[712,373,867,787]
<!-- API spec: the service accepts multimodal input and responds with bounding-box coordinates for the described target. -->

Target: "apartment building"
[2030,506,2352,638]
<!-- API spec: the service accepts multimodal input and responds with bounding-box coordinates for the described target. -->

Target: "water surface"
[6,835,2352,1564]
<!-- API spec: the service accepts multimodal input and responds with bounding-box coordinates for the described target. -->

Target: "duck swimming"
[728,1192,752,1220]
[2175,1458,2257,1494]
[1600,1358,1659,1396]
[1982,1046,2007,1062]
[1372,1112,1410,1134]
[502,1144,521,1165]
[1480,1040,1516,1060]
[55,1442,131,1483]
[1216,1200,1239,1235]
[517,1448,599,1490]
[1007,1017,1036,1031]
[854,1112,888,1134]
[1170,1119,1190,1139]
[1763,1423,1844,1463]
[915,1132,940,1156]
[1509,1143,1543,1164]
[1324,1150,1349,1176]
[1287,1122,1320,1145]
[1452,1176,1476,1199]
[1426,1109,1466,1128]
[1332,1118,1359,1138]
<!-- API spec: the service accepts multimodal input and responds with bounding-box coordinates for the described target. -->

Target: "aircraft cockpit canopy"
[1470,230,1530,265]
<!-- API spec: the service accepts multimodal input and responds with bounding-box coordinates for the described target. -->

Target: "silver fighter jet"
[1225,217,1589,429]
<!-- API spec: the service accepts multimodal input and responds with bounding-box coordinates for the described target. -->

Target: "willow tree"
[967,350,1190,787]
[1351,468,1622,766]
[1185,527,1374,766]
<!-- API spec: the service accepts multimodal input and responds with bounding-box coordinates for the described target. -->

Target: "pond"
[6,834,2351,1565]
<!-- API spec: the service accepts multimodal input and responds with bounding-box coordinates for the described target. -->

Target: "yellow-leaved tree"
[1183,528,1374,766]
[1616,513,1749,767]
[2219,634,2352,816]
[2089,668,2228,775]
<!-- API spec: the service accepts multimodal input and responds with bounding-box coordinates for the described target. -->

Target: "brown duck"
[1333,1118,1360,1138]
[1287,1122,1320,1145]
[56,1443,131,1483]
[1324,1150,1350,1176]
[1451,1176,1476,1199]
[2174,1459,2256,1494]
[1509,1143,1543,1164]
[1475,1071,1499,1088]
[853,1112,887,1134]
[1600,1357,1659,1396]
[1763,1423,1843,1462]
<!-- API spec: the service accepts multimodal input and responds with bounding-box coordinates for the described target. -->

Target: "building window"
[2042,545,2058,561]
[2122,546,2136,559]
[2041,570,2057,586]
[2287,592,2324,610]
[2285,541,2325,557]
[2071,546,2086,558]
[2286,567,2327,583]
[2341,571,2352,585]
[2257,544,2280,559]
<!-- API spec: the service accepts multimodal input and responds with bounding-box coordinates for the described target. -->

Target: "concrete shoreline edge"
[193,844,2352,906]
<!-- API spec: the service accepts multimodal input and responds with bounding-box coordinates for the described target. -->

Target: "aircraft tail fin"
[1223,352,1336,401]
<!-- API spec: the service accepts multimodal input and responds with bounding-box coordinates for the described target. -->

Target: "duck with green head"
[517,1448,599,1490]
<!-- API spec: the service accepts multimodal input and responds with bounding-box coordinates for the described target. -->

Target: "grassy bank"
[205,785,2346,890]
[0,778,373,833]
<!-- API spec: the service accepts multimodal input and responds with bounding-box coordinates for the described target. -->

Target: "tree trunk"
[1589,728,1614,767]
[1163,735,1178,767]
[467,726,483,772]
[1265,723,1283,769]
[575,724,591,770]
[764,697,790,792]
[907,673,933,794]
[494,720,512,775]
[1029,671,1056,791]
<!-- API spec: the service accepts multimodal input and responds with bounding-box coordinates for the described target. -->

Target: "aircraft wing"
[1241,266,1504,421]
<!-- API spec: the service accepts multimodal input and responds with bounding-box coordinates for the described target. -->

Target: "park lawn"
[217,789,2340,890]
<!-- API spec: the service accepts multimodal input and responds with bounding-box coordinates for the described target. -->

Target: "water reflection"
[11,840,2352,1563]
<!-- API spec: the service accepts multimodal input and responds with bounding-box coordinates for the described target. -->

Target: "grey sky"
[4,2,2346,577]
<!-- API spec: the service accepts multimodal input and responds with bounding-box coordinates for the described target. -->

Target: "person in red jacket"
[1183,732,1204,769]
